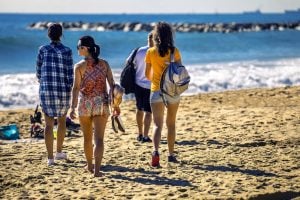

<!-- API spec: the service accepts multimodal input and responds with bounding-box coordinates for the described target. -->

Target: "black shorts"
[134,84,151,113]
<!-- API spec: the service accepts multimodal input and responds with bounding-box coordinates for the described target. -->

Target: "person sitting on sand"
[145,22,182,167]
[70,35,118,177]
[36,23,73,166]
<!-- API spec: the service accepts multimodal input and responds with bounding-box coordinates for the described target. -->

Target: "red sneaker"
[151,151,160,167]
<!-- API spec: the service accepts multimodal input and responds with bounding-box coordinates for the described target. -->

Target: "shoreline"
[1,84,300,111]
[1,57,300,110]
[1,85,300,199]
[0,85,299,137]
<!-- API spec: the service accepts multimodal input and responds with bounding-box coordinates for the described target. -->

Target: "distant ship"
[284,8,300,14]
[243,9,262,15]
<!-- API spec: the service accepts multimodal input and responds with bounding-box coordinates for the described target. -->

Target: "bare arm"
[70,63,82,119]
[145,63,153,81]
[103,59,122,115]
[104,60,115,89]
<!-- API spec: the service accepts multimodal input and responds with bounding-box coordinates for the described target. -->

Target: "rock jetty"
[28,21,300,33]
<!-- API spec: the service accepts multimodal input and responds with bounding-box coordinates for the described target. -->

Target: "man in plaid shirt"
[36,23,73,166]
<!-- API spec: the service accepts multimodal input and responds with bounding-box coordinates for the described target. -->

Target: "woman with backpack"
[145,22,182,167]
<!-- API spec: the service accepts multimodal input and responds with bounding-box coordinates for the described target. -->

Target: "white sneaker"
[47,159,55,166]
[55,152,67,160]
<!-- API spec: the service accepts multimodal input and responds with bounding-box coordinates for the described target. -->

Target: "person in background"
[36,23,73,166]
[70,35,118,177]
[126,32,154,143]
[145,22,182,167]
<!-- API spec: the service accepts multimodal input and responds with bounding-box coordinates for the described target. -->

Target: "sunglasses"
[77,45,85,50]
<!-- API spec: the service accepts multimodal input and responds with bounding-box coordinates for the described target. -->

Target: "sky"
[0,0,300,14]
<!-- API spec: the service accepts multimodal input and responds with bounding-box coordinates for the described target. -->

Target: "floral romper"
[78,59,110,117]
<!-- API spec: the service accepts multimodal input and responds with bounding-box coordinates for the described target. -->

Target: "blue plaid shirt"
[36,42,73,117]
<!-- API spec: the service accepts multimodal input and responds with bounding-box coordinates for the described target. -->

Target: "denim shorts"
[150,91,180,104]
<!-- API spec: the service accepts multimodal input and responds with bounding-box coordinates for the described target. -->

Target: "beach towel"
[30,105,44,138]
[0,124,19,140]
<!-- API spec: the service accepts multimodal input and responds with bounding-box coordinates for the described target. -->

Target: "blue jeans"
[150,91,180,104]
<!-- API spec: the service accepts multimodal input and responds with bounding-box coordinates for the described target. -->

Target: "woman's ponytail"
[78,35,101,65]
[90,44,100,64]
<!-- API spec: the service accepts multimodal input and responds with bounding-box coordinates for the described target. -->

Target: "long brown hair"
[153,22,175,57]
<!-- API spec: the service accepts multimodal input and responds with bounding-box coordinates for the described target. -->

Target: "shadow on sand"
[248,191,300,200]
[193,164,278,177]
[160,139,200,146]
[109,174,193,187]
[103,164,193,187]
[102,164,159,175]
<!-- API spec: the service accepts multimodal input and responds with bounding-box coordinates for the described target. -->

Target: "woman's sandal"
[111,116,118,133]
[115,115,125,132]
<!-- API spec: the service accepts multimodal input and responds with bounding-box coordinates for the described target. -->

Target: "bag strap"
[170,52,175,63]
[161,93,168,107]
[129,47,140,66]
[160,62,170,107]
[160,49,176,107]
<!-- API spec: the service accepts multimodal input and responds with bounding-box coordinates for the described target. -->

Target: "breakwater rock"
[28,21,300,33]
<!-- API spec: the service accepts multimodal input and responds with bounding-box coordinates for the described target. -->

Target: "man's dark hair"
[48,23,62,41]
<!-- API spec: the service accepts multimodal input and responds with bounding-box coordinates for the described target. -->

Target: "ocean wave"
[185,58,300,94]
[1,57,300,109]
[0,74,39,110]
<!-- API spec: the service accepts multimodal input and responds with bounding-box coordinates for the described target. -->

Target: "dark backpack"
[160,53,190,105]
[120,48,139,94]
[30,105,44,138]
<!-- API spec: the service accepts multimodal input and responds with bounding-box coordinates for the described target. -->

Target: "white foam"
[1,57,300,109]
[0,73,39,110]
[185,58,300,94]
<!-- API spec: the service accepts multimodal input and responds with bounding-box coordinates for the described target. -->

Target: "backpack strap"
[160,64,169,107]
[160,50,176,107]
[170,52,175,63]
[129,47,140,67]
[161,92,168,107]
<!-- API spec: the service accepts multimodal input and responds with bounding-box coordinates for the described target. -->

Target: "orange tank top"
[80,58,108,97]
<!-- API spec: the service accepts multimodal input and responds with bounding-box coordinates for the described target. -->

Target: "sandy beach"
[0,86,300,199]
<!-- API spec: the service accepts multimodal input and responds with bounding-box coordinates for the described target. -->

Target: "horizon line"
[0,11,293,15]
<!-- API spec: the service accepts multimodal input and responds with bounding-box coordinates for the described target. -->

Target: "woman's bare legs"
[79,116,94,172]
[93,115,108,177]
[151,102,165,152]
[166,102,179,155]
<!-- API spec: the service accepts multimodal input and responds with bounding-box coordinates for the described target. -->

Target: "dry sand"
[0,86,300,199]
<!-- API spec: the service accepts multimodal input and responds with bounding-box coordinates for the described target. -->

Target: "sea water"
[0,13,300,109]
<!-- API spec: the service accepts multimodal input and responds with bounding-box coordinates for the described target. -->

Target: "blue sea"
[0,13,300,109]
